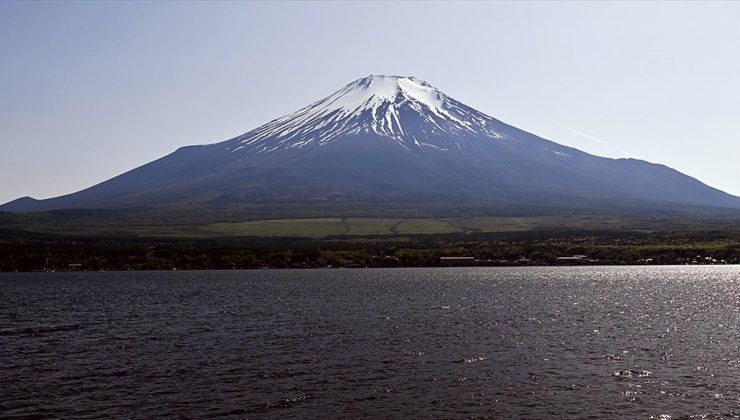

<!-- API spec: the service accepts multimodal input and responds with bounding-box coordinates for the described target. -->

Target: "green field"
[2,207,739,239]
[203,217,465,237]
[200,214,680,238]
[448,216,536,232]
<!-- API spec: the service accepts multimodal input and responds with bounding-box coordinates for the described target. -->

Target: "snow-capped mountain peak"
[228,75,506,154]
[5,74,740,213]
[326,75,456,121]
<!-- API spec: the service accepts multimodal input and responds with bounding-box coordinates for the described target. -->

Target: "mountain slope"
[3,75,739,213]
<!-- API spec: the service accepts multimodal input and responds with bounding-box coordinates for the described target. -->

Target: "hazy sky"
[1,1,739,204]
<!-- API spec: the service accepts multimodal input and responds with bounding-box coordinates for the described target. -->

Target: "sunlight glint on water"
[1,266,739,418]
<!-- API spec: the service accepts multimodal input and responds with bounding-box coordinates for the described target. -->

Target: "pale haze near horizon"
[1,1,739,205]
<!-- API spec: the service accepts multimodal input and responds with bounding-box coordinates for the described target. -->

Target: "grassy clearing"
[395,219,462,234]
[344,218,399,235]
[201,215,672,238]
[449,217,536,232]
[205,218,347,237]
[202,217,464,237]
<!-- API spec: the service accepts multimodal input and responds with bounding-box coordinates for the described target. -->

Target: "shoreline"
[3,262,738,274]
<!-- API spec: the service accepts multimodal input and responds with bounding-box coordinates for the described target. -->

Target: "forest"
[1,228,738,272]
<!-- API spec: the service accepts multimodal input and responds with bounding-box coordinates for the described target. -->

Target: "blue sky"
[1,1,739,204]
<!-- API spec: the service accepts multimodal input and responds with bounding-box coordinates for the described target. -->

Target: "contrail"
[564,126,607,144]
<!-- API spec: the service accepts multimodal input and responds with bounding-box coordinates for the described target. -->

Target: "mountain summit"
[232,75,505,154]
[3,75,739,213]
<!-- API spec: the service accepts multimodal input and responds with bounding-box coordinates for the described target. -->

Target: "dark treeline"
[1,229,739,272]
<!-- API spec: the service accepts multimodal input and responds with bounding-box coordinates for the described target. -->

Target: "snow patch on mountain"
[228,75,508,154]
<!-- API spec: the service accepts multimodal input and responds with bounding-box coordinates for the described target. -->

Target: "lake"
[1,266,739,418]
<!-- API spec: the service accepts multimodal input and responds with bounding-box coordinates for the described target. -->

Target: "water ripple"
[1,266,739,418]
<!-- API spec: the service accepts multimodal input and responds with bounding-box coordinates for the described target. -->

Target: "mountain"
[3,75,740,214]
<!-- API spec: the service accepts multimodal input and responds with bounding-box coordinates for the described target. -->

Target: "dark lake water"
[2,266,740,418]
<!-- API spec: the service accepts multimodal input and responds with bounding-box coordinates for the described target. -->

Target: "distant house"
[555,255,589,265]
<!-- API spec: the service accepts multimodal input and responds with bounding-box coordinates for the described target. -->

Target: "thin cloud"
[563,126,607,144]
[557,122,638,159]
